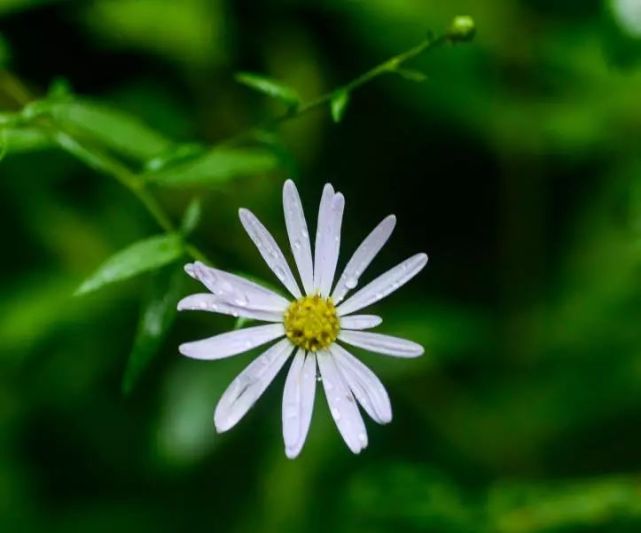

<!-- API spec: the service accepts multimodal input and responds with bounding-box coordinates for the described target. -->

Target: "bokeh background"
[3,0,641,532]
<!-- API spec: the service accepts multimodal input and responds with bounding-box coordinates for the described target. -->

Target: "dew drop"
[274,266,286,281]
[358,432,367,444]
[331,407,341,420]
[292,239,301,251]
[345,276,358,290]
[235,294,250,307]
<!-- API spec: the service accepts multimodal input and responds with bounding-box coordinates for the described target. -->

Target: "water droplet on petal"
[345,277,358,289]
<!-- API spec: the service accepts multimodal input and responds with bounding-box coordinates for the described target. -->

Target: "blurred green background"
[3,0,641,532]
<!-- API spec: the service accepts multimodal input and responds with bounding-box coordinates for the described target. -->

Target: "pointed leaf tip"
[75,233,184,296]
[330,90,350,123]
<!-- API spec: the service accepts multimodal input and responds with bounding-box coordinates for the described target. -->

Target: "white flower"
[178,180,428,458]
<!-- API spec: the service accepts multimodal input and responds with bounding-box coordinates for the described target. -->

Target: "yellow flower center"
[283,295,340,352]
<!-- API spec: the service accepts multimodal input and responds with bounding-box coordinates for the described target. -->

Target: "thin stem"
[222,33,448,145]
[0,26,466,268]
[51,130,175,233]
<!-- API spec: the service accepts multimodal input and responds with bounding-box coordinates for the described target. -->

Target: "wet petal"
[179,323,285,360]
[339,315,382,330]
[214,338,294,432]
[337,253,428,316]
[282,350,317,459]
[177,293,283,322]
[238,208,302,298]
[317,350,368,454]
[283,180,315,295]
[332,215,396,304]
[331,343,392,424]
[338,330,424,358]
[185,261,289,312]
[313,184,345,297]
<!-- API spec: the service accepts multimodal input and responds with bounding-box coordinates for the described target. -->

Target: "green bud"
[448,15,476,42]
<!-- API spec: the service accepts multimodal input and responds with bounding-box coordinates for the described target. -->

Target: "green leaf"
[122,266,183,395]
[151,147,280,187]
[395,68,428,82]
[330,90,350,123]
[51,100,172,161]
[0,128,53,154]
[75,233,184,296]
[180,197,202,235]
[144,143,206,173]
[235,72,300,107]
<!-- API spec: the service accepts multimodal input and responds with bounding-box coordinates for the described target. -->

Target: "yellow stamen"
[283,294,340,352]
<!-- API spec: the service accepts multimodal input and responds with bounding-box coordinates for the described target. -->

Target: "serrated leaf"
[75,233,184,296]
[51,100,172,160]
[180,197,202,235]
[235,72,300,107]
[152,147,280,187]
[330,90,350,123]
[122,266,183,395]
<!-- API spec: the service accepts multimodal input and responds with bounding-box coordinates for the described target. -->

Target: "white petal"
[337,253,428,316]
[214,338,293,432]
[340,315,382,330]
[238,208,302,298]
[338,330,424,358]
[177,294,283,322]
[313,185,345,296]
[331,344,392,424]
[332,215,396,304]
[179,323,285,360]
[185,262,289,312]
[317,350,368,454]
[283,180,314,295]
[282,349,317,459]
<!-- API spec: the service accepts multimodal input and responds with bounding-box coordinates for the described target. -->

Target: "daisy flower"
[178,180,428,458]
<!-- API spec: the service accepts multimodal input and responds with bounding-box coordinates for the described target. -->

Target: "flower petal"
[317,350,368,454]
[177,293,283,322]
[283,180,315,295]
[179,323,285,360]
[339,315,382,330]
[338,330,424,358]
[313,184,345,297]
[185,262,289,312]
[332,214,396,304]
[336,253,428,316]
[282,349,317,459]
[331,343,392,424]
[238,208,302,298]
[214,338,294,432]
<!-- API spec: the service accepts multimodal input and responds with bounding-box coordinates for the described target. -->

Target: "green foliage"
[150,146,280,186]
[180,197,202,235]
[330,90,350,123]
[3,2,641,533]
[51,100,173,161]
[394,67,428,82]
[75,233,184,295]
[121,266,183,394]
[235,72,300,108]
[0,127,52,153]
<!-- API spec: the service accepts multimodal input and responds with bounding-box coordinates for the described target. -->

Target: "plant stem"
[223,32,450,144]
[1,25,468,266]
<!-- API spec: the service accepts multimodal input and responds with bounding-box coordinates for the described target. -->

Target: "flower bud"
[448,15,476,42]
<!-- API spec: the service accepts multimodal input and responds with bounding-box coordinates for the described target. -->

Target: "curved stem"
[0,27,467,267]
